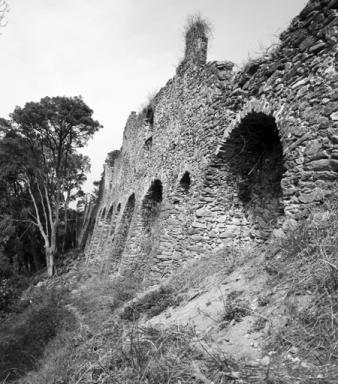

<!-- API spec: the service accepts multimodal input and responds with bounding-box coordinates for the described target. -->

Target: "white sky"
[0,0,307,192]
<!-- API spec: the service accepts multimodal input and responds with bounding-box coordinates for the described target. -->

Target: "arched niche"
[140,180,163,259]
[101,207,106,220]
[106,205,114,223]
[111,194,136,265]
[179,171,191,194]
[141,179,163,229]
[221,112,285,233]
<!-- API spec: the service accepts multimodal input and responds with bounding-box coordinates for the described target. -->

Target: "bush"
[0,272,30,315]
[221,291,251,325]
[0,286,74,382]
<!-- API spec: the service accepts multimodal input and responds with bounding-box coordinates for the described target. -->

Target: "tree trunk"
[62,196,69,253]
[46,246,54,277]
[47,221,58,276]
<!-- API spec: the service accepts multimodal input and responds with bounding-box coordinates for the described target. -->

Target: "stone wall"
[86,0,338,285]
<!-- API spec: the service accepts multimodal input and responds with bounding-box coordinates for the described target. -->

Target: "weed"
[221,291,251,326]
[120,285,182,321]
[184,14,211,39]
[249,317,268,333]
[257,294,270,307]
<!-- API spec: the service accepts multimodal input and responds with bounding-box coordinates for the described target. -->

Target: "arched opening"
[179,171,191,194]
[221,112,285,236]
[141,180,163,255]
[142,180,162,218]
[111,194,135,265]
[144,136,153,150]
[110,203,121,235]
[106,205,114,223]
[101,207,106,221]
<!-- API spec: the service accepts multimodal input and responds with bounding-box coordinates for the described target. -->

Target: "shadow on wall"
[222,112,285,236]
[179,171,191,195]
[140,179,163,258]
[173,171,192,205]
[106,205,114,224]
[101,207,106,221]
[110,195,135,268]
[110,203,121,236]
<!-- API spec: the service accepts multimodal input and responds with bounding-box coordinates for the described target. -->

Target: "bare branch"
[26,177,48,244]
[44,183,54,227]
[37,182,49,239]
[0,1,9,29]
[13,218,39,228]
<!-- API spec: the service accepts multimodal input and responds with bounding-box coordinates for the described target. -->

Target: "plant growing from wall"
[184,14,211,40]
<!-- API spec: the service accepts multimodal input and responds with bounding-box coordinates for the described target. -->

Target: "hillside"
[2,202,338,383]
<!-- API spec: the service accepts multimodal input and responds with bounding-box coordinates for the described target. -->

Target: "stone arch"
[220,111,285,237]
[110,194,136,266]
[220,98,285,146]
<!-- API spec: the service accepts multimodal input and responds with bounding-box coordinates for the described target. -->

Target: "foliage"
[105,150,120,168]
[0,257,29,315]
[0,140,45,273]
[221,290,251,325]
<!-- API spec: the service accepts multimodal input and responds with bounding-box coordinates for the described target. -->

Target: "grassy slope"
[3,202,338,383]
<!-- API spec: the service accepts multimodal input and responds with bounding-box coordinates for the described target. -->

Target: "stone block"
[191,221,207,229]
[304,159,331,171]
[330,111,338,120]
[298,189,324,203]
[195,208,214,217]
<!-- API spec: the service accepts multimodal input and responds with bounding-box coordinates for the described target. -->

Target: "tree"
[0,135,44,273]
[61,153,90,252]
[7,96,101,276]
[105,150,120,168]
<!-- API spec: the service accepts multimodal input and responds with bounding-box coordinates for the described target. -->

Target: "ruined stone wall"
[86,0,338,285]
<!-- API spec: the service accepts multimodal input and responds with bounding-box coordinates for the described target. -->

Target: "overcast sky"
[0,0,307,192]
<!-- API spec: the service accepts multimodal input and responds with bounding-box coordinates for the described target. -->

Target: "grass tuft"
[184,14,211,39]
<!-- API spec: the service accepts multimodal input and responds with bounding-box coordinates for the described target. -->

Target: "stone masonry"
[85,0,338,285]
